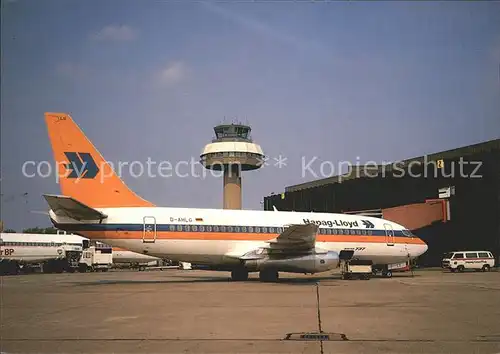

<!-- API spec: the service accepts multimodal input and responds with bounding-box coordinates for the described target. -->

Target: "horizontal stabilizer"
[43,194,108,221]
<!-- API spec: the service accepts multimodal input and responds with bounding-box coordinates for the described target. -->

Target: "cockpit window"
[402,229,413,237]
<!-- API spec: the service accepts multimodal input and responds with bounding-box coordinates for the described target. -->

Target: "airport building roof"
[284,138,500,193]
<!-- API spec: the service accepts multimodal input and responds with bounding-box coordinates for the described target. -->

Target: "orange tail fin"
[45,112,155,208]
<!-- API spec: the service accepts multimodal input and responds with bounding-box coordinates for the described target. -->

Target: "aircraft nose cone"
[422,242,429,254]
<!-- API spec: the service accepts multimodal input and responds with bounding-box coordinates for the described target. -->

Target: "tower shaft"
[223,165,241,209]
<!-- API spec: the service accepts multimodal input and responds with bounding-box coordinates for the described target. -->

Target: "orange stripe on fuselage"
[111,247,127,251]
[80,231,426,245]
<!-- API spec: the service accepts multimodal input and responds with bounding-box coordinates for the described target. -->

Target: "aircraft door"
[383,223,395,246]
[142,216,157,243]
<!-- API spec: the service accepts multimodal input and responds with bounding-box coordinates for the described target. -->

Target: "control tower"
[201,123,265,209]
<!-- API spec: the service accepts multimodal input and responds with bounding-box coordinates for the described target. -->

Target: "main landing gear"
[230,268,280,282]
[259,269,279,282]
[231,268,249,281]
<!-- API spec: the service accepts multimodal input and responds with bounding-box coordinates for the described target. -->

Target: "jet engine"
[243,249,340,274]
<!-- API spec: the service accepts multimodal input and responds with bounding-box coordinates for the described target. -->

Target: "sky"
[1,0,499,231]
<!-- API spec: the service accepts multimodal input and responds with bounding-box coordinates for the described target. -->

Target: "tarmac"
[1,268,499,353]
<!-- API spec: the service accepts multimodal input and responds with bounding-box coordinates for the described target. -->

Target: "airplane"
[42,112,428,282]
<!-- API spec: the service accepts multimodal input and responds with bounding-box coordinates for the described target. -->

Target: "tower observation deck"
[200,123,265,209]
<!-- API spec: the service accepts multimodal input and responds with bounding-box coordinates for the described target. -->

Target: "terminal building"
[263,139,500,266]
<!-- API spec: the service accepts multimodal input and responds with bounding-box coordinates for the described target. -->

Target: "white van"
[442,251,495,272]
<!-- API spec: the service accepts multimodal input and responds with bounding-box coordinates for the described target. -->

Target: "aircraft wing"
[266,223,318,250]
[43,194,108,221]
[238,223,319,260]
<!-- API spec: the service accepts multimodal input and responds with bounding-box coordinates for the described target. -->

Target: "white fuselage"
[50,207,428,268]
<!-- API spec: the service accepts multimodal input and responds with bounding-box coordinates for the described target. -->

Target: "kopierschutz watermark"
[301,155,483,180]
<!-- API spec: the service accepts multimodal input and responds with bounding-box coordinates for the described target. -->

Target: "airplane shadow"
[70,272,421,287]
[70,276,340,286]
[70,277,232,286]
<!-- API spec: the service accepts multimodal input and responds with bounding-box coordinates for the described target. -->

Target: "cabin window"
[255,227,261,233]
[199,226,205,232]
[206,226,212,232]
[269,227,275,233]
[220,226,226,232]
[192,225,198,232]
[177,225,182,232]
[248,226,254,233]
[262,227,268,233]
[169,225,176,231]
[241,226,247,232]
[227,226,233,232]
[213,226,219,232]
[367,230,373,236]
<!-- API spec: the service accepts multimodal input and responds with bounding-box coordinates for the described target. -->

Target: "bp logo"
[64,152,100,179]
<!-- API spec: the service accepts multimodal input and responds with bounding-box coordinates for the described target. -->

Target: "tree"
[43,227,58,234]
[22,227,44,234]
[22,227,58,234]
[3,229,17,233]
